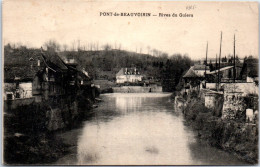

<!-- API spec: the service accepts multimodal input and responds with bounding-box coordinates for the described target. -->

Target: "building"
[4,50,78,104]
[192,64,210,77]
[4,47,98,112]
[182,64,210,90]
[206,65,243,83]
[4,66,36,100]
[4,54,44,109]
[116,68,143,84]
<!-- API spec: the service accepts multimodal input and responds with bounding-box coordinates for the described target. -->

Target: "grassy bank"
[183,97,258,164]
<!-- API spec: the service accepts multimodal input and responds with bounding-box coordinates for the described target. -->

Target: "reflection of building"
[116,68,143,84]
[115,96,144,113]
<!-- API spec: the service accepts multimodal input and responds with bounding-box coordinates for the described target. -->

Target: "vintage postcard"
[2,0,259,165]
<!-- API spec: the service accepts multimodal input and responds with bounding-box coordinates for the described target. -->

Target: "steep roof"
[116,68,141,76]
[116,68,125,76]
[193,64,210,70]
[207,66,234,74]
[41,51,68,72]
[183,67,201,78]
[77,70,91,81]
[4,65,39,82]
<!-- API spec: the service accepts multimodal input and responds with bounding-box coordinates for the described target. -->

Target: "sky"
[3,0,259,59]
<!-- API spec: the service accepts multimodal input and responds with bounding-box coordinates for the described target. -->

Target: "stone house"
[116,68,143,84]
[4,50,81,106]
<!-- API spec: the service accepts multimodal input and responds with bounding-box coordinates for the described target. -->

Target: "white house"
[116,68,143,84]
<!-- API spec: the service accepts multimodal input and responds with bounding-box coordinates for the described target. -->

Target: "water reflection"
[77,93,189,165]
[57,93,248,165]
[115,96,144,113]
[77,112,195,165]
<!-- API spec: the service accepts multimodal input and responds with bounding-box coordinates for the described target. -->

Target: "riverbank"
[53,93,249,165]
[3,95,98,164]
[176,93,258,164]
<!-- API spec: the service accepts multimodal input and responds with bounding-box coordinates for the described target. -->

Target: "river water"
[55,93,248,165]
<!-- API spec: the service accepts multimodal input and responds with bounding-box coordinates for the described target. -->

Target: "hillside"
[3,44,192,91]
[58,49,168,80]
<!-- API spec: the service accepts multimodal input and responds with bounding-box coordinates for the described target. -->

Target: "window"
[6,93,13,100]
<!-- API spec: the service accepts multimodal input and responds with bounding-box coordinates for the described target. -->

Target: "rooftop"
[193,64,210,70]
[4,65,39,82]
[183,67,201,78]
[116,68,141,76]
[207,66,234,74]
[41,51,68,72]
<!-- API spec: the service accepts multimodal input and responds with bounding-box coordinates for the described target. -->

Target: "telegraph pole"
[233,34,236,83]
[215,54,218,90]
[204,42,208,88]
[218,31,222,90]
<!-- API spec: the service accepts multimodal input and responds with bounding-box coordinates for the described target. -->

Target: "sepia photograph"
[2,0,259,165]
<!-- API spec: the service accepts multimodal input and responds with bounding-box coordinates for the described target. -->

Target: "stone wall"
[222,83,258,121]
[4,97,35,110]
[174,96,186,112]
[112,86,162,93]
[183,97,258,164]
[46,108,65,131]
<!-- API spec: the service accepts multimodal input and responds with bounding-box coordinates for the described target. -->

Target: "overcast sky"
[3,0,258,59]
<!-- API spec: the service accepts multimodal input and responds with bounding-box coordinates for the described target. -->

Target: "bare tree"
[63,44,68,51]
[114,41,117,50]
[84,42,88,51]
[44,39,61,52]
[118,43,121,50]
[147,46,151,55]
[71,40,75,51]
[96,41,99,51]
[102,44,112,51]
[90,43,93,51]
[77,40,81,51]
[11,43,16,49]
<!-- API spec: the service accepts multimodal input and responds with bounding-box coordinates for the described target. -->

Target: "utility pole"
[218,31,222,90]
[204,41,208,88]
[215,54,218,71]
[233,34,236,83]
[215,54,218,90]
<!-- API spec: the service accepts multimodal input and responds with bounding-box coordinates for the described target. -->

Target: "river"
[55,93,248,165]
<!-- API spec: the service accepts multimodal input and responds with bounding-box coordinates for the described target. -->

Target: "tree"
[102,44,112,51]
[62,44,68,51]
[43,40,61,52]
[147,46,151,55]
[161,54,192,92]
[118,43,121,50]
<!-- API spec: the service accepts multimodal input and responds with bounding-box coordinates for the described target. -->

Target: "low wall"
[46,108,65,131]
[183,97,258,164]
[4,98,35,111]
[112,86,162,93]
[174,96,186,112]
[151,86,163,92]
[222,83,258,121]
[203,91,224,116]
